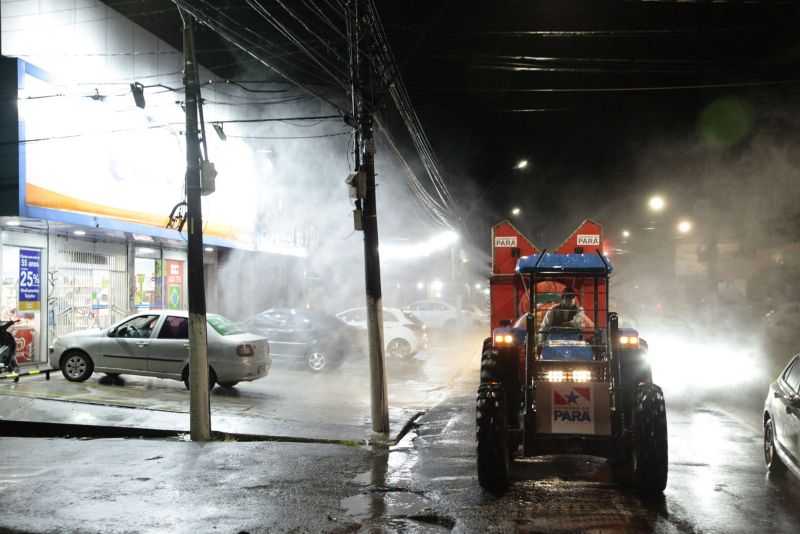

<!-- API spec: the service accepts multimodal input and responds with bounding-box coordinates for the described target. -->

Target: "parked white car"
[336,307,427,358]
[402,300,459,330]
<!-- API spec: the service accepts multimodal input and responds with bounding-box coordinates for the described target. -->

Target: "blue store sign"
[19,249,41,311]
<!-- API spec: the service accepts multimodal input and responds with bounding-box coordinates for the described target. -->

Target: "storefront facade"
[0,2,317,366]
[0,226,204,366]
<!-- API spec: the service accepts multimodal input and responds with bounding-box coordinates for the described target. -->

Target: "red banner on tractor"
[489,219,605,330]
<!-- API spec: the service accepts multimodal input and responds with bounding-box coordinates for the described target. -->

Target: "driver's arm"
[539,310,552,332]
[569,309,594,328]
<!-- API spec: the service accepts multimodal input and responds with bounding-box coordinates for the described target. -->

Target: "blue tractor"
[477,220,667,493]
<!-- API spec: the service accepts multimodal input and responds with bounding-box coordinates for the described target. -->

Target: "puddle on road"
[341,490,429,517]
[345,433,455,531]
[340,491,453,532]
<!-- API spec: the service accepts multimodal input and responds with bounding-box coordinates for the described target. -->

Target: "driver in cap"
[539,288,594,332]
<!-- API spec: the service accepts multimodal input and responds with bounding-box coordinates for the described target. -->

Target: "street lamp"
[462,159,530,220]
[622,229,630,238]
[649,195,665,211]
[678,220,692,234]
[511,207,521,216]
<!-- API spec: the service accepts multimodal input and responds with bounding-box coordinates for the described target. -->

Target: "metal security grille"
[48,243,128,341]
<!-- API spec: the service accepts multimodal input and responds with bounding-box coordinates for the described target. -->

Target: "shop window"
[135,257,162,310]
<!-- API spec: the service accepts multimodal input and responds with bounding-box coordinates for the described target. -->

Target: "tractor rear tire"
[629,383,668,494]
[476,383,511,492]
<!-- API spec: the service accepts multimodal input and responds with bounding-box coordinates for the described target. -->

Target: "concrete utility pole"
[182,14,211,442]
[350,0,389,437]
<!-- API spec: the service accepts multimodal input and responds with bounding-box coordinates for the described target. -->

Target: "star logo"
[565,390,581,404]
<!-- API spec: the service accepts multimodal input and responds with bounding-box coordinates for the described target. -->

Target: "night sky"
[102,0,800,248]
[375,0,800,244]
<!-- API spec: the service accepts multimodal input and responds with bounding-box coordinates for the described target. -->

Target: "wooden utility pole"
[350,0,389,437]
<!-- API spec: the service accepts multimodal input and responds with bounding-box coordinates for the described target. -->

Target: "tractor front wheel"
[476,383,511,492]
[628,383,668,494]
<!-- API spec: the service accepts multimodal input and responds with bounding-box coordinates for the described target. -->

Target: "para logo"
[553,387,592,423]
[494,236,517,247]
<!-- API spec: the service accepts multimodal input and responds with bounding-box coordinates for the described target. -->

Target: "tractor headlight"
[494,334,514,345]
[545,370,564,382]
[620,335,639,346]
[572,370,592,382]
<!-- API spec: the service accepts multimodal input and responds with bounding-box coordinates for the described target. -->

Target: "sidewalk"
[1,334,484,443]
[0,339,484,533]
[0,370,422,444]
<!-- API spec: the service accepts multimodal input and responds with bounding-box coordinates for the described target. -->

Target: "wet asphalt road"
[2,332,800,532]
[3,371,799,533]
[384,380,800,533]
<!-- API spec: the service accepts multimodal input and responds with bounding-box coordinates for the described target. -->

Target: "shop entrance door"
[50,242,127,341]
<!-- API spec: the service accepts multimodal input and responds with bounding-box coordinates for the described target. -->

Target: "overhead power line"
[408,78,800,93]
[366,0,457,229]
[172,0,348,114]
[168,0,459,231]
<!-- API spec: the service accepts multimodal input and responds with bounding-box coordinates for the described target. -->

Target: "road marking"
[718,406,763,437]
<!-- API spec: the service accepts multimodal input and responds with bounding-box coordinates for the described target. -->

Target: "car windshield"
[208,314,247,335]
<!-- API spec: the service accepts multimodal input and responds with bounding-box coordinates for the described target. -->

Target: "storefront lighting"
[212,123,226,141]
[380,230,460,260]
[204,247,214,252]
[130,82,145,109]
[73,230,86,236]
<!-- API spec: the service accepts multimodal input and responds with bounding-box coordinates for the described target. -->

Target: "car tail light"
[236,344,255,357]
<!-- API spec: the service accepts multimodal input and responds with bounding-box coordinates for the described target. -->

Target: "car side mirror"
[790,394,800,408]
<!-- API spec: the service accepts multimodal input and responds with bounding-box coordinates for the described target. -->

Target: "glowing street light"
[516,159,528,169]
[678,220,692,234]
[622,230,630,238]
[649,195,665,211]
[511,207,521,216]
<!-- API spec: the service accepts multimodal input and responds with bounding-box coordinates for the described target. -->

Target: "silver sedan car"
[764,353,800,478]
[49,311,270,389]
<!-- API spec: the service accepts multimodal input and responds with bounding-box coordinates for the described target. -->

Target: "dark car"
[241,308,364,372]
[764,354,800,478]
